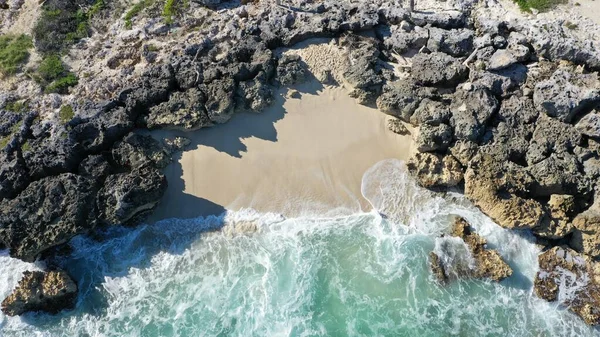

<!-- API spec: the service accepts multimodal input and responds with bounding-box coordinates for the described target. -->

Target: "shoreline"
[149,81,415,221]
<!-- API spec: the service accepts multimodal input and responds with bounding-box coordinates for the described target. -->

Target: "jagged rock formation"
[0,0,600,321]
[534,247,600,325]
[1,270,77,316]
[429,216,513,284]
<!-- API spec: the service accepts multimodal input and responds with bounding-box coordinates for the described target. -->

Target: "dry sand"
[149,80,414,221]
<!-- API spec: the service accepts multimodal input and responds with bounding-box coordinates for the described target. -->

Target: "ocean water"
[0,159,598,337]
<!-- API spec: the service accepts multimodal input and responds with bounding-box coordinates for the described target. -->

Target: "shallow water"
[0,160,598,337]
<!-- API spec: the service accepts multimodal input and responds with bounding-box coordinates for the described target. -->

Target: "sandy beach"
[149,80,414,221]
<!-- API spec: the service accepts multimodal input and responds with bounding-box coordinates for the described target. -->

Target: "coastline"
[149,81,415,220]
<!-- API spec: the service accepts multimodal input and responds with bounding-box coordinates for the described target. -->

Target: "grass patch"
[5,100,29,113]
[514,0,566,12]
[59,104,75,123]
[162,0,175,24]
[21,141,30,152]
[125,0,154,29]
[34,0,106,54]
[0,34,33,76]
[36,55,79,94]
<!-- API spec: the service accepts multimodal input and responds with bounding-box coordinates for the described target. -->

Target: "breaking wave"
[0,159,598,336]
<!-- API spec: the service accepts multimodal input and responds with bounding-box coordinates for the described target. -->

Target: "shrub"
[125,0,154,29]
[36,55,79,94]
[34,0,105,54]
[163,0,175,24]
[514,0,566,12]
[5,100,29,113]
[59,105,75,123]
[0,34,33,76]
[45,73,79,94]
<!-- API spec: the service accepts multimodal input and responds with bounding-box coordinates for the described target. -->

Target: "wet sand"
[149,80,414,221]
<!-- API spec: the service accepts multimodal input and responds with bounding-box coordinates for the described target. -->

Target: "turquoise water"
[0,160,598,336]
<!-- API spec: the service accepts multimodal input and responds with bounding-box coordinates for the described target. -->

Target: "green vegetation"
[34,0,106,54]
[514,0,566,12]
[59,104,75,123]
[0,34,33,76]
[162,0,175,24]
[21,141,31,152]
[0,120,23,148]
[36,55,79,94]
[125,0,154,28]
[5,100,29,113]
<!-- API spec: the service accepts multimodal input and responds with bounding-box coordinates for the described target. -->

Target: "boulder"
[111,133,171,170]
[450,88,499,142]
[376,81,423,121]
[0,174,97,262]
[534,194,576,239]
[97,166,167,226]
[464,153,546,230]
[470,64,528,98]
[570,193,600,258]
[426,27,474,57]
[409,98,451,126]
[406,152,463,188]
[416,123,453,152]
[534,246,600,325]
[378,24,428,53]
[201,78,236,124]
[526,114,581,165]
[235,74,273,112]
[533,68,600,123]
[146,88,211,130]
[527,153,590,197]
[386,117,410,135]
[576,112,600,139]
[276,54,307,86]
[411,52,468,87]
[429,217,512,283]
[1,270,77,316]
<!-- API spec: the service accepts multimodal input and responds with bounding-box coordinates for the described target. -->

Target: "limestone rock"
[416,123,453,152]
[534,247,600,325]
[146,89,211,130]
[464,153,546,230]
[111,133,171,170]
[0,174,96,262]
[409,98,451,126]
[407,152,464,188]
[576,112,600,139]
[429,217,512,283]
[97,166,167,226]
[534,194,576,239]
[386,117,410,135]
[450,88,499,142]
[411,52,468,87]
[533,68,600,123]
[1,270,77,316]
[276,54,307,86]
[426,27,474,57]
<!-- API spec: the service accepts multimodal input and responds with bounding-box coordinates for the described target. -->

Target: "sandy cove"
[150,80,414,220]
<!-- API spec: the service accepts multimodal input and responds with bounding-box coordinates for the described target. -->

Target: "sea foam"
[0,159,598,336]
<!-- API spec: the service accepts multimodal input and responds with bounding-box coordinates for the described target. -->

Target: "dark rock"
[450,88,499,142]
[112,133,171,170]
[416,123,453,152]
[97,166,167,226]
[527,153,590,197]
[576,112,600,139]
[409,98,451,126]
[0,148,30,200]
[201,78,236,123]
[235,73,274,112]
[276,54,308,86]
[378,25,428,53]
[533,68,600,123]
[411,10,467,29]
[69,107,134,154]
[0,173,97,261]
[78,155,112,179]
[526,114,581,165]
[470,64,528,98]
[1,270,77,316]
[426,27,474,57]
[146,89,211,130]
[411,52,468,87]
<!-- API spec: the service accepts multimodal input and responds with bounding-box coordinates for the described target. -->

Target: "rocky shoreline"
[1,0,600,325]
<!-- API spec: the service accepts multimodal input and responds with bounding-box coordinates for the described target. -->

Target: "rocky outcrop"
[411,52,468,87]
[430,217,513,283]
[406,152,463,188]
[534,247,600,325]
[1,270,77,316]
